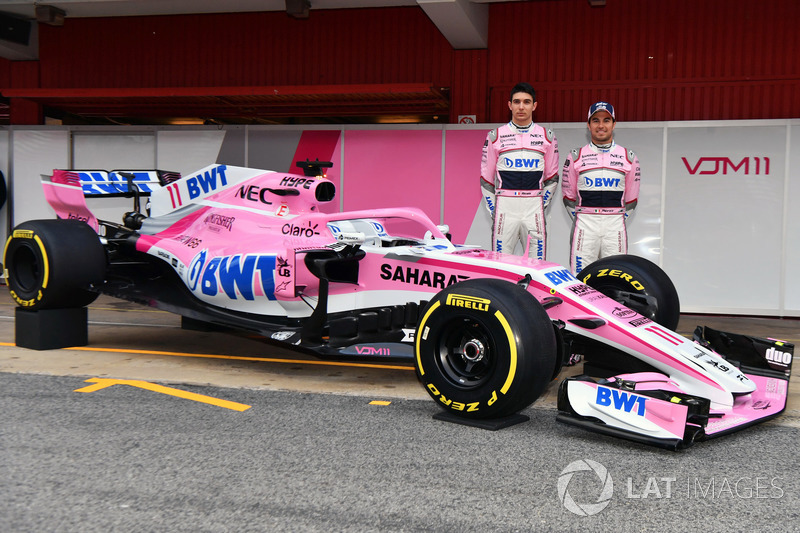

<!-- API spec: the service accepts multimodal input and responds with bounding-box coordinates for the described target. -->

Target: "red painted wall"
[485,0,800,122]
[3,0,798,123]
[36,8,453,89]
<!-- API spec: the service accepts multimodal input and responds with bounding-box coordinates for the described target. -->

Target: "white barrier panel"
[785,124,800,315]
[663,123,787,314]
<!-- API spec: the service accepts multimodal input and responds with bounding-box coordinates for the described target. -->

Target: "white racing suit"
[480,122,559,259]
[562,142,640,274]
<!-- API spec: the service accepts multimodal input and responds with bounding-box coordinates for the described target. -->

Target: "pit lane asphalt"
[2,293,800,532]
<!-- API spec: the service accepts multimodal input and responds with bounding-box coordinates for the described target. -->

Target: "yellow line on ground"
[0,342,415,371]
[74,377,251,411]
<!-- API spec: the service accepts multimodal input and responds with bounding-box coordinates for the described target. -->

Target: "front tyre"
[415,279,557,419]
[4,219,106,309]
[578,254,680,330]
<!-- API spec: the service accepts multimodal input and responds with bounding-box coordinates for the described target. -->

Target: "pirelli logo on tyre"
[12,230,35,239]
[582,268,645,291]
[445,294,491,312]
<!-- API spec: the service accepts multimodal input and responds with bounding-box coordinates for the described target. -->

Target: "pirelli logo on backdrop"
[445,294,491,312]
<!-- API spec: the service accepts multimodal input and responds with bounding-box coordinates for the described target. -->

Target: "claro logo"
[682,156,770,175]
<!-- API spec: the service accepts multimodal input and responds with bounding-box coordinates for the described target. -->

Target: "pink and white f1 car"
[4,163,793,449]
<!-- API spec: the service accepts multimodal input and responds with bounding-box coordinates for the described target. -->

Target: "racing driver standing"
[562,102,641,274]
[480,82,559,259]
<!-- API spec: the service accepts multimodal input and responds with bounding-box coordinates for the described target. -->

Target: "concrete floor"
[1,292,798,426]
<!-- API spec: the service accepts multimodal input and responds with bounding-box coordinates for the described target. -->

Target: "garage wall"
[8,0,795,124]
[3,119,798,316]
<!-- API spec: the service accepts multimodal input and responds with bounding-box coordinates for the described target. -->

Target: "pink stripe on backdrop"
[342,130,442,221]
[444,129,486,242]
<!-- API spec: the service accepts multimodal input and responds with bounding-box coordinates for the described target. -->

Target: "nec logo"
[596,386,647,416]
[504,158,540,169]
[682,157,770,175]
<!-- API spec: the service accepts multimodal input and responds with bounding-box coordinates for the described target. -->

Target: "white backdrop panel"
[663,124,786,313]
[72,132,155,169]
[156,129,227,175]
[11,129,70,224]
[785,123,800,315]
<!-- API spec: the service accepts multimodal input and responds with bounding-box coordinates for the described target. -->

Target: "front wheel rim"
[434,317,496,389]
[9,243,43,294]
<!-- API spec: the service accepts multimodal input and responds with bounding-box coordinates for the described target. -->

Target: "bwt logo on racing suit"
[188,249,277,300]
[682,157,770,175]
[503,158,541,169]
[584,177,621,188]
[596,386,647,416]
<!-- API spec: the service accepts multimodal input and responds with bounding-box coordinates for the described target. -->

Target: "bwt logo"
[682,157,770,175]
[596,387,647,416]
[503,158,540,169]
[186,164,229,199]
[187,250,277,301]
[584,177,620,188]
[545,268,577,286]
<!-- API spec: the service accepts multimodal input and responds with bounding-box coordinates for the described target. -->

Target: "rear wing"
[76,169,181,197]
[41,169,180,232]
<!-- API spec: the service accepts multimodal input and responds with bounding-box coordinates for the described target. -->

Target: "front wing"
[556,327,793,450]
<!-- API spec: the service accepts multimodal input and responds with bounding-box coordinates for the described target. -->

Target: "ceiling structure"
[0,0,523,58]
[0,0,566,125]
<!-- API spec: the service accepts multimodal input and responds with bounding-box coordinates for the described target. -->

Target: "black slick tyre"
[4,219,106,309]
[578,254,680,330]
[415,278,557,419]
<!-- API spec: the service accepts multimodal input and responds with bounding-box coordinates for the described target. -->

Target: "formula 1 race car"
[4,163,793,449]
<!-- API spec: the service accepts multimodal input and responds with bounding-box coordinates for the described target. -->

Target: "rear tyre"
[415,279,557,419]
[4,219,106,309]
[578,254,680,330]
